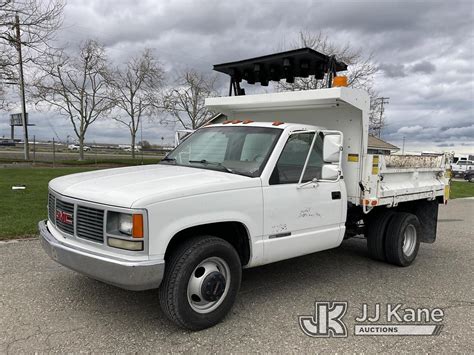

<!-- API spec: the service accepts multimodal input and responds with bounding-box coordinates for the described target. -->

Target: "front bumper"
[38,220,165,291]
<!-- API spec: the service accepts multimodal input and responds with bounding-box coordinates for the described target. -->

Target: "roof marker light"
[272,121,285,126]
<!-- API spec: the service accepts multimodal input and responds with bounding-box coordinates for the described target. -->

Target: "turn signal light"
[361,199,379,206]
[132,214,144,238]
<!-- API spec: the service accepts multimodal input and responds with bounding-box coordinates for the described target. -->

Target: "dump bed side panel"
[360,153,449,208]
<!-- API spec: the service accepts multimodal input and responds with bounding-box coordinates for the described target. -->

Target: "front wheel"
[159,236,242,330]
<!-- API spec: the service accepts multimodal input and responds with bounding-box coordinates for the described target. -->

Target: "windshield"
[161,126,282,177]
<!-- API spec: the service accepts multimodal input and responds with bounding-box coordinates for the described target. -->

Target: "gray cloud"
[411,60,436,74]
[379,63,407,78]
[1,0,473,154]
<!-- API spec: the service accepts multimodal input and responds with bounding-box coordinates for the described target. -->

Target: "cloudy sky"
[2,0,473,153]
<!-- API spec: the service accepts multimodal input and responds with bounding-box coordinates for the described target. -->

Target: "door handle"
[331,191,341,200]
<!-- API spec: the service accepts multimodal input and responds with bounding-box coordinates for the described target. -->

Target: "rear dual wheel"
[367,211,421,266]
[366,210,395,261]
[385,212,421,266]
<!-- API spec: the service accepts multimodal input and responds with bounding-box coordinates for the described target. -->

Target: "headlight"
[107,212,144,238]
[118,214,133,235]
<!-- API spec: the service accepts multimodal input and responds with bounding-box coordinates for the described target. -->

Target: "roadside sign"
[10,113,28,126]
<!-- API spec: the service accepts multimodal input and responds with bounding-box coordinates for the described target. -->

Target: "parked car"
[124,146,140,152]
[464,170,474,182]
[451,159,474,177]
[0,139,15,146]
[68,144,91,151]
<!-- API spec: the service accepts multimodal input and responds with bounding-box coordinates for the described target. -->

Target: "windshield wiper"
[160,157,176,164]
[188,159,236,174]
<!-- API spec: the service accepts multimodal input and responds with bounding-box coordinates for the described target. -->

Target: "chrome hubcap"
[402,224,417,256]
[187,257,230,314]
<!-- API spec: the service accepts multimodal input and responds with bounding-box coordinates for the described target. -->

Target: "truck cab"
[163,121,346,265]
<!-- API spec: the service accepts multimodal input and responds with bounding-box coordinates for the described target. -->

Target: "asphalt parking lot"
[1,199,472,353]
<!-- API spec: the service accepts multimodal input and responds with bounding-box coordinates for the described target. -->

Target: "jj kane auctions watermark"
[299,301,444,337]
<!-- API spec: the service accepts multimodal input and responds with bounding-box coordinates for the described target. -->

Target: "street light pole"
[14,13,29,160]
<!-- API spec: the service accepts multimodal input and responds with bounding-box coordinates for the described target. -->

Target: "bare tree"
[32,40,112,160]
[369,96,390,137]
[107,49,164,158]
[279,30,378,91]
[1,0,63,85]
[0,83,5,109]
[1,0,63,66]
[1,0,63,156]
[278,30,382,133]
[163,70,217,130]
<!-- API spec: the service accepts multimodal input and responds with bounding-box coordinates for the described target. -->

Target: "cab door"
[262,131,346,264]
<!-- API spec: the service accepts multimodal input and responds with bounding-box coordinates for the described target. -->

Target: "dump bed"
[205,87,449,209]
[361,153,448,210]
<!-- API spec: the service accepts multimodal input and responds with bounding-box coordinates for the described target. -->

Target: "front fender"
[144,187,264,266]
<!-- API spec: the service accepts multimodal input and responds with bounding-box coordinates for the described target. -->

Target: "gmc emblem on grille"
[56,210,73,224]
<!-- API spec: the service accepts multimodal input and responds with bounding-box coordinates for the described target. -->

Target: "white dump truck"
[39,49,449,330]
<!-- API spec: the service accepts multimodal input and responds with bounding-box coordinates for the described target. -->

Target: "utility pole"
[14,13,29,160]
[140,116,144,165]
[377,97,389,138]
[372,97,389,138]
[402,136,406,155]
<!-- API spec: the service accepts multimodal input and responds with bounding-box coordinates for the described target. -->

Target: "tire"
[158,236,242,330]
[384,212,421,266]
[366,210,395,261]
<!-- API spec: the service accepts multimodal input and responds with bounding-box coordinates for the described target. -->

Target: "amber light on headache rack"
[333,76,348,87]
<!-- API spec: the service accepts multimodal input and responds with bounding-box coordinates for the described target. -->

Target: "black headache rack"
[213,47,348,96]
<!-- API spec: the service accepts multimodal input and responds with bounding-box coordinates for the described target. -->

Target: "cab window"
[270,132,324,184]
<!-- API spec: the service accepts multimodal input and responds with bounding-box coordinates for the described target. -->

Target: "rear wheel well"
[347,199,439,243]
[165,222,251,266]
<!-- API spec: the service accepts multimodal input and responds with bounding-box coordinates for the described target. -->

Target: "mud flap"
[413,200,439,243]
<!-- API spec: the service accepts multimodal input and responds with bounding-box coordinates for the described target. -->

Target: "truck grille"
[76,206,104,242]
[55,199,75,235]
[48,193,56,223]
[48,192,105,243]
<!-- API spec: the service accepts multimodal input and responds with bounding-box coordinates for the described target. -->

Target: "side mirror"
[323,134,342,163]
[321,164,340,180]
